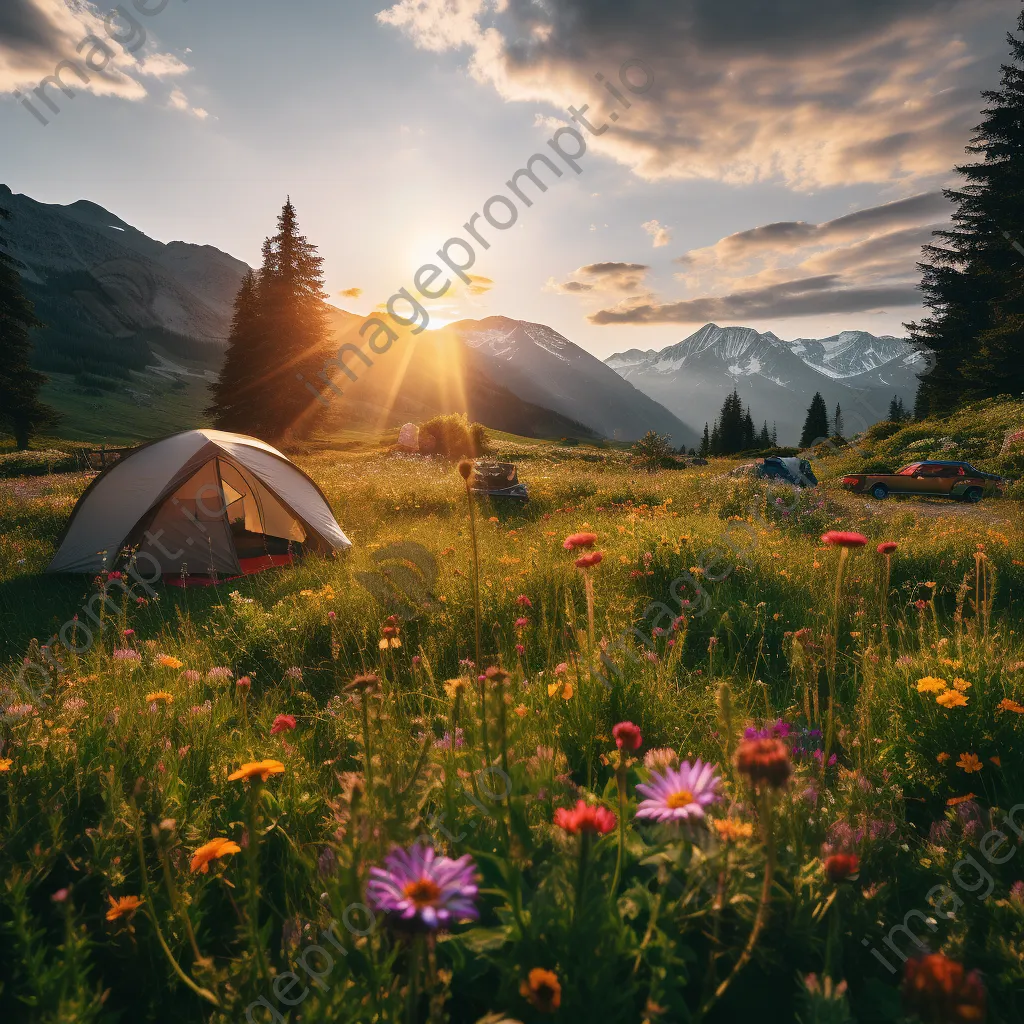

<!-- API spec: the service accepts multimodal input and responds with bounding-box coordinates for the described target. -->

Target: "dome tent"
[47,430,351,581]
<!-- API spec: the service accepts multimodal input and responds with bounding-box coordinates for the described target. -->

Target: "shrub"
[418,414,488,459]
[0,449,78,478]
[630,431,674,472]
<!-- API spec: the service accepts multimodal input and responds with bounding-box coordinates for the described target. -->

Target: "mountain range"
[1,185,923,446]
[606,324,925,444]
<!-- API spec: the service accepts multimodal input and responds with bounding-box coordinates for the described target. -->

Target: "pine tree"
[759,421,771,448]
[715,390,745,453]
[834,403,844,438]
[208,199,330,439]
[699,422,710,458]
[799,392,830,447]
[888,395,909,422]
[710,422,721,455]
[207,269,261,431]
[771,422,778,446]
[742,407,756,450]
[907,13,1024,413]
[0,207,56,448]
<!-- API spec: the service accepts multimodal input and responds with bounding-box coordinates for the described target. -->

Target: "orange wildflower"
[946,793,976,807]
[956,753,982,774]
[936,690,968,708]
[145,691,173,705]
[228,759,285,782]
[711,818,754,842]
[916,677,947,694]
[156,654,183,669]
[190,837,242,874]
[997,698,1024,714]
[106,894,144,922]
[520,968,561,1013]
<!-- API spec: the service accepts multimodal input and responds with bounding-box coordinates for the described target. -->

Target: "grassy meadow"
[1,402,1024,1023]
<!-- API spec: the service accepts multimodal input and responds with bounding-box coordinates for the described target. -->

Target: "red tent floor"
[163,554,294,587]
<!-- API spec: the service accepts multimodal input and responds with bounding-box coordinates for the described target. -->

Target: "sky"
[0,0,1020,360]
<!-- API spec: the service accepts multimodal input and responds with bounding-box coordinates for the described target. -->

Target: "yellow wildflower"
[952,677,972,692]
[936,690,968,708]
[0,758,12,772]
[916,677,947,694]
[145,691,173,704]
[156,654,183,669]
[936,752,950,763]
[711,818,754,842]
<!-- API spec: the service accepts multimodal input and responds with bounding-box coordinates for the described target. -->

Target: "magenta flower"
[635,759,722,823]
[516,595,533,608]
[514,617,529,629]
[367,843,479,931]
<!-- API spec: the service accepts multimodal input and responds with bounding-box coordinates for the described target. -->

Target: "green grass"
[1,412,1023,1023]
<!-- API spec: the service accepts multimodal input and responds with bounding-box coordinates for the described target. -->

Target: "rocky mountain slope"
[606,323,926,444]
[443,316,698,445]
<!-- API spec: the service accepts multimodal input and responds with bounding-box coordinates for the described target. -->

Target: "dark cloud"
[589,275,922,324]
[0,0,58,54]
[682,192,951,263]
[554,261,651,294]
[380,0,1013,185]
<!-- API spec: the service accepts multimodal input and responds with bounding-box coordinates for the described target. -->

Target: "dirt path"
[854,495,1019,528]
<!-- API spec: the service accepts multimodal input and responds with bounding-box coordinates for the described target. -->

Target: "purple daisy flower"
[366,843,479,931]
[635,759,722,823]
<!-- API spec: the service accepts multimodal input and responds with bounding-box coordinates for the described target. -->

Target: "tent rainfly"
[46,429,351,581]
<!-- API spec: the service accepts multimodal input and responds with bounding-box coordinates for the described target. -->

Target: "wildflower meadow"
[2,412,1024,1023]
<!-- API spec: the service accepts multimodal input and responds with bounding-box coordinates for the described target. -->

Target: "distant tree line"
[697,390,777,456]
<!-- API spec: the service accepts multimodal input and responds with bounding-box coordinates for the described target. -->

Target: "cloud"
[467,273,493,295]
[589,193,950,325]
[589,276,923,324]
[376,0,1013,188]
[0,0,189,107]
[168,87,207,119]
[682,192,951,264]
[642,219,672,247]
[339,287,364,299]
[552,260,651,294]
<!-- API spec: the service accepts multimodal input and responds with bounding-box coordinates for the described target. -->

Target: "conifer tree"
[699,422,710,458]
[799,392,830,447]
[771,422,778,446]
[907,12,1024,413]
[833,403,844,438]
[207,269,261,431]
[710,422,721,455]
[0,207,55,449]
[742,407,756,450]
[759,421,771,448]
[208,199,330,439]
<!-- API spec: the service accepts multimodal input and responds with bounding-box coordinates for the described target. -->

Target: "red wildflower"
[824,853,860,883]
[553,800,616,835]
[236,676,252,692]
[877,541,898,555]
[516,594,533,608]
[735,737,792,789]
[563,532,598,551]
[575,551,604,569]
[612,721,643,751]
[902,954,986,1023]
[821,531,868,548]
[270,714,297,735]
